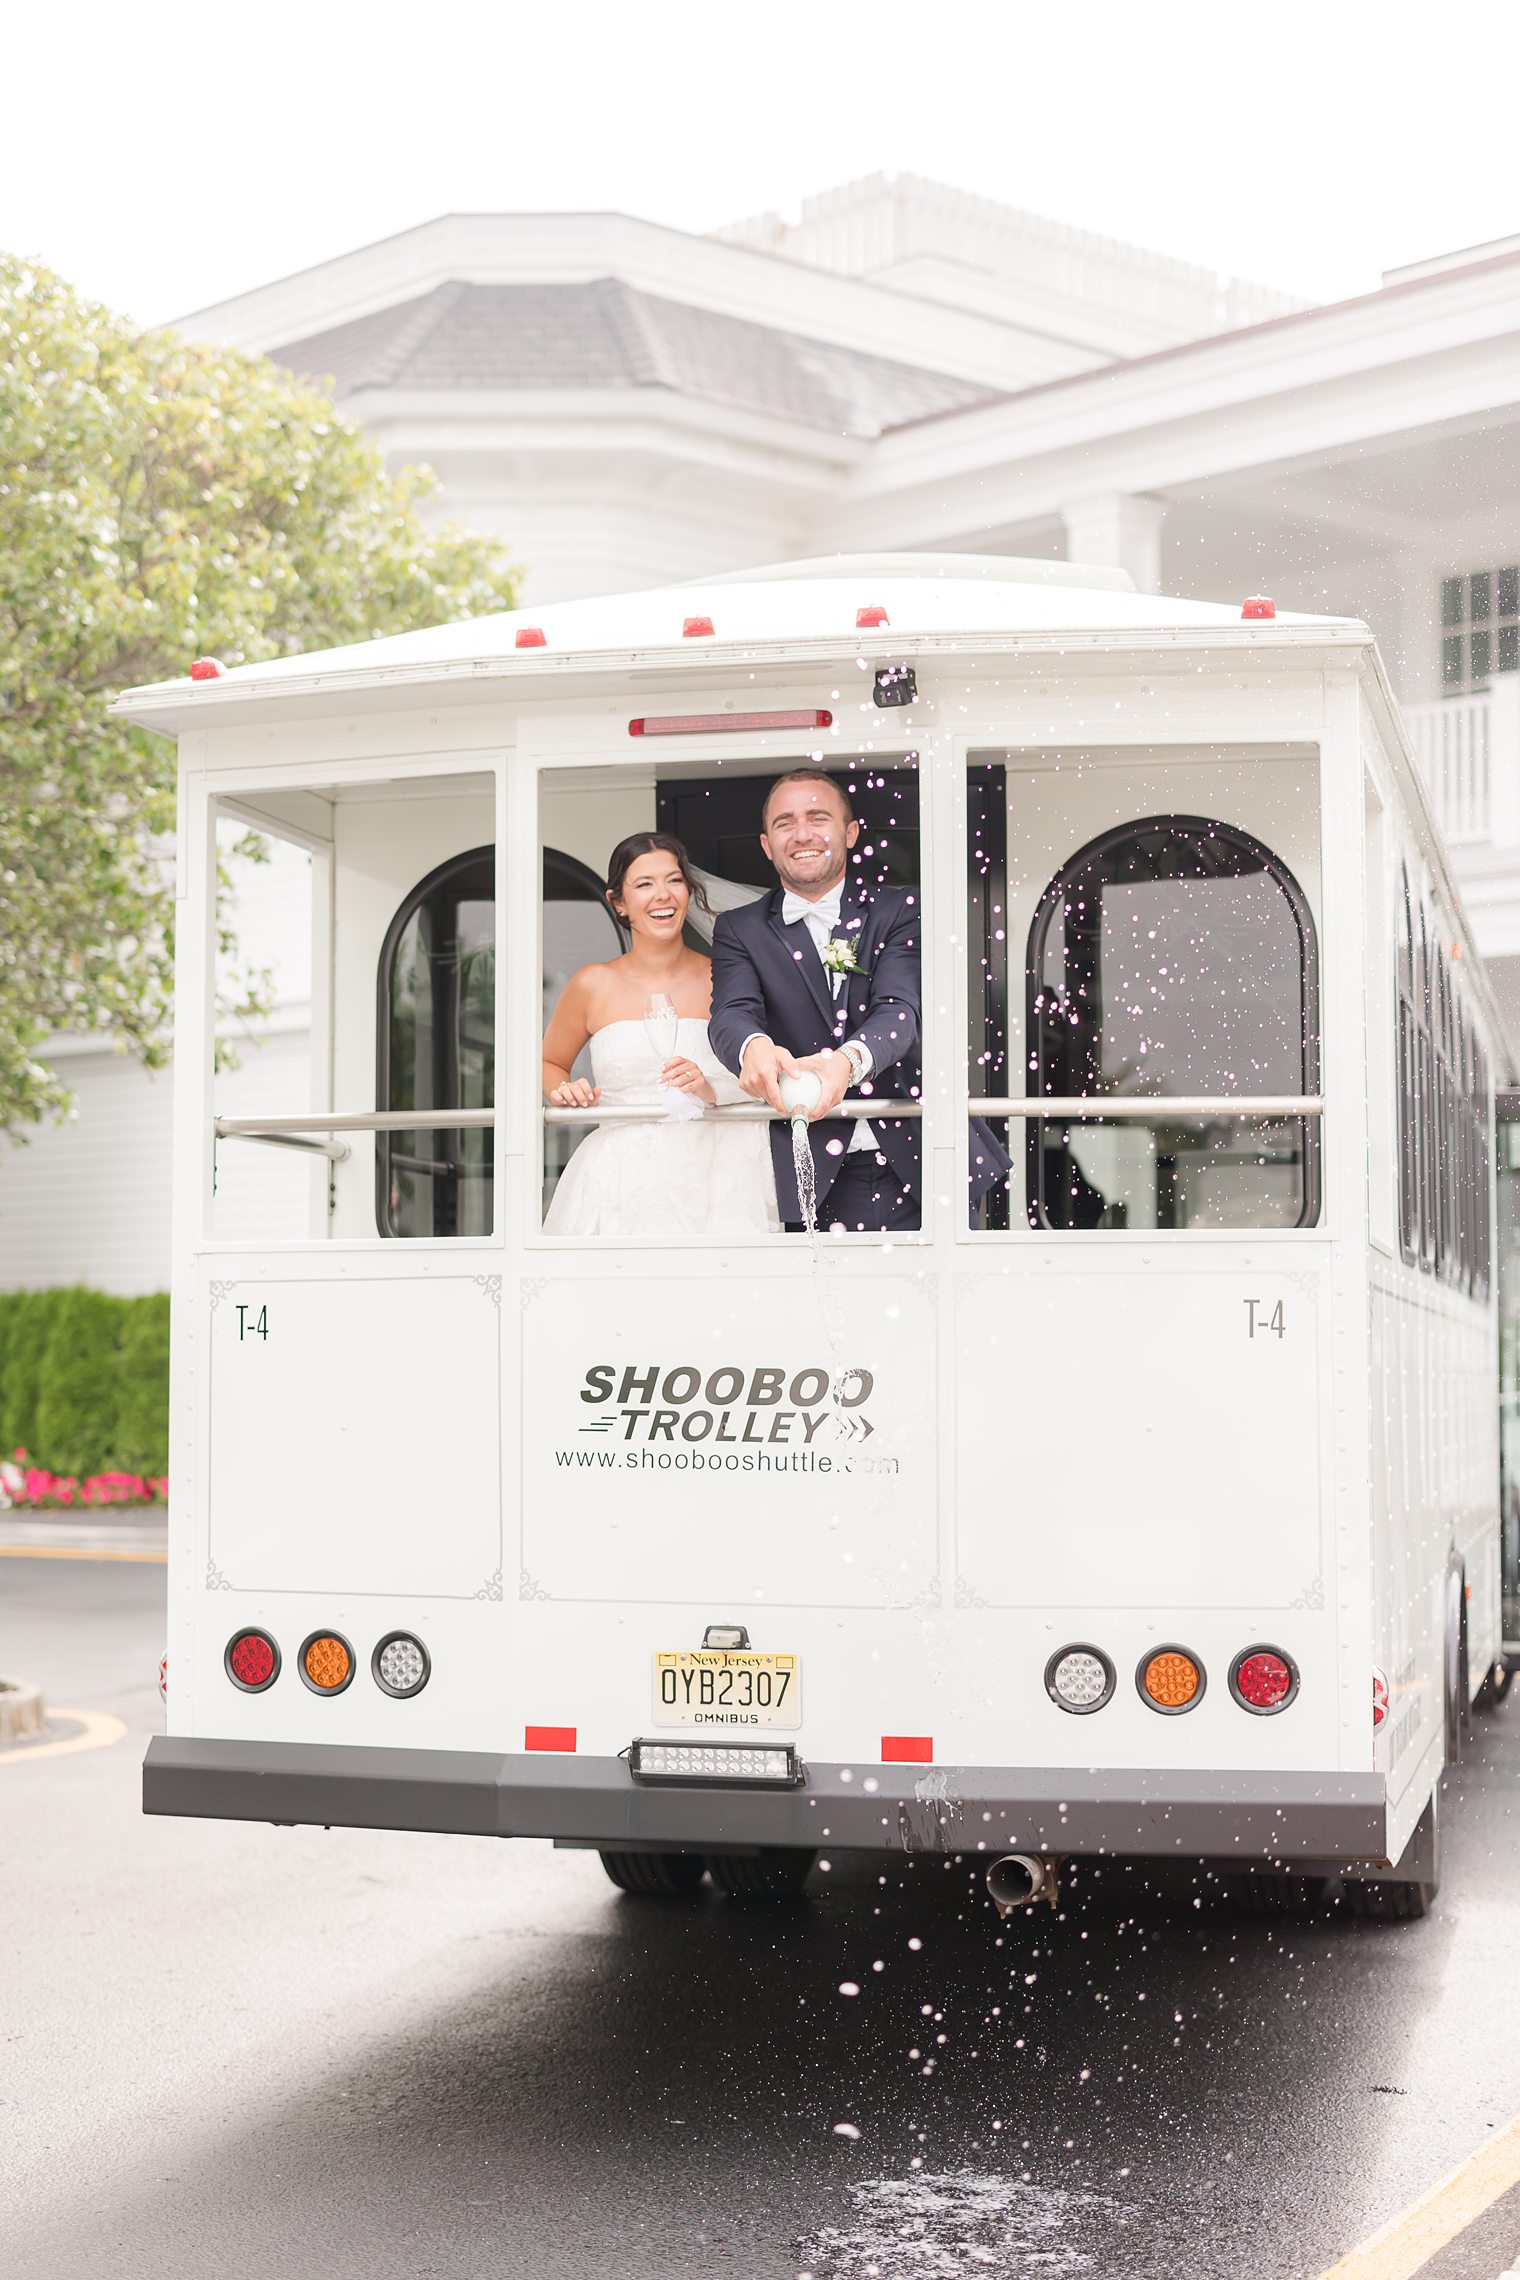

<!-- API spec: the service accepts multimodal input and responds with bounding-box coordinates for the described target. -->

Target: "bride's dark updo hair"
[605,832,712,922]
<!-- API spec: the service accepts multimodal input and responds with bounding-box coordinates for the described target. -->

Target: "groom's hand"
[739,1036,796,1114]
[792,1048,853,1121]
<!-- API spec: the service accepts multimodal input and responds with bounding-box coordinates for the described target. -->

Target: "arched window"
[376,845,622,1237]
[1026,815,1320,1230]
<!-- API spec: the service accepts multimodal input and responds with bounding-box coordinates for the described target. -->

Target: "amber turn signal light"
[299,1631,354,1695]
[1138,1647,1204,1713]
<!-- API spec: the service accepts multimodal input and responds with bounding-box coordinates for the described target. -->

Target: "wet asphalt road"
[4,1557,1520,2280]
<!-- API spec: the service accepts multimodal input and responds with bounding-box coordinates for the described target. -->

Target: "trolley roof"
[111,552,1370,733]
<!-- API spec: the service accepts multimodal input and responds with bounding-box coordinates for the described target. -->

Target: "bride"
[541,833,780,1237]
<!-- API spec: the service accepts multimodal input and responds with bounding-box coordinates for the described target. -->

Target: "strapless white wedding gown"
[544,1019,780,1238]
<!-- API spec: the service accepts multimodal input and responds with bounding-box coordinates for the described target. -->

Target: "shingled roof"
[273,278,1003,439]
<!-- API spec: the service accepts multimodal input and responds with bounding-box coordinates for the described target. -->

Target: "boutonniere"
[821,935,866,978]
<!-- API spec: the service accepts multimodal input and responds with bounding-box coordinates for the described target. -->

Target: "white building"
[10,171,1520,1291]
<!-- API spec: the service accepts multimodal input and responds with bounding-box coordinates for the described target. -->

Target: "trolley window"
[1026,815,1320,1231]
[378,845,622,1236]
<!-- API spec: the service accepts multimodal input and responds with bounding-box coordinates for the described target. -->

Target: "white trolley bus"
[126,555,1510,1916]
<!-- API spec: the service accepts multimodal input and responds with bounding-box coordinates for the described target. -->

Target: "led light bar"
[629,1738,802,1786]
[628,709,832,738]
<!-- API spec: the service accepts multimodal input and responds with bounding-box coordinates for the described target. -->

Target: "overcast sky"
[6,0,1517,326]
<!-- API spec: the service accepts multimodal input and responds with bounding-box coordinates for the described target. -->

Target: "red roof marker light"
[682,615,714,638]
[189,658,225,680]
[856,605,889,628]
[1241,596,1276,620]
[515,626,546,648]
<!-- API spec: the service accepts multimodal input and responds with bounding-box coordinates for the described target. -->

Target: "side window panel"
[1026,816,1319,1231]
[378,848,495,1239]
[376,845,620,1236]
[1396,869,1419,1265]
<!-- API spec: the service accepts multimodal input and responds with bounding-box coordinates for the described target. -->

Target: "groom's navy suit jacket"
[709,875,1009,1224]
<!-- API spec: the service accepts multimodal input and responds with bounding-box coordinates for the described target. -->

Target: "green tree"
[0,256,519,1135]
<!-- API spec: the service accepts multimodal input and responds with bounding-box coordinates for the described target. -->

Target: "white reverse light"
[630,1739,800,1786]
[373,1632,430,1698]
[1045,1645,1115,1715]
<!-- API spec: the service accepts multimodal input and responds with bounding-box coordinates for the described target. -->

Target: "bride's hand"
[548,1079,600,1107]
[662,1057,716,1107]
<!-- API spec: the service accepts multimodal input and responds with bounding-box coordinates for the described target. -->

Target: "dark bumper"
[143,1737,1389,1862]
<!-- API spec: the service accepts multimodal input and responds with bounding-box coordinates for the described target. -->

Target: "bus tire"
[598,1849,706,1896]
[1219,1869,1330,1916]
[1474,1661,1513,1712]
[1340,1795,1440,1921]
[705,1849,814,1899]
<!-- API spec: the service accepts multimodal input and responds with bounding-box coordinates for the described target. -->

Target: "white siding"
[1,835,315,1294]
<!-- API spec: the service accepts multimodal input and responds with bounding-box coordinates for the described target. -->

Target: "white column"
[1061,493,1168,595]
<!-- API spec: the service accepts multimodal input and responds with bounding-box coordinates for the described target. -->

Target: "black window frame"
[1024,812,1322,1234]
[1393,861,1492,1300]
[375,842,620,1239]
[1397,868,1419,1265]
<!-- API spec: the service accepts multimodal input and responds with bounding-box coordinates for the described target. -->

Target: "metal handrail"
[215,1128,352,1163]
[216,1109,495,1137]
[215,1094,1323,1143]
[974,1096,1324,1119]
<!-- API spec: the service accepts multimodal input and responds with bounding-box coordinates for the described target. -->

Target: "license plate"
[653,1650,801,1730]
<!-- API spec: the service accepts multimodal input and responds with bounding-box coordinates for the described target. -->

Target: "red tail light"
[1372,1668,1390,1732]
[1230,1646,1298,1713]
[225,1630,279,1691]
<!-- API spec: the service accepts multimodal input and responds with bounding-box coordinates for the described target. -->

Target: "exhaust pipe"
[986,1853,1059,1917]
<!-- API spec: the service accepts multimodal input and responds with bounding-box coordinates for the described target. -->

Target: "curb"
[0,1677,46,1744]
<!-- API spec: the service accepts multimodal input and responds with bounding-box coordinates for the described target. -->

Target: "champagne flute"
[643,992,680,1077]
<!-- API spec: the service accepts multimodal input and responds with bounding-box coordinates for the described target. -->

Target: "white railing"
[1405,689,1493,844]
[1404,677,1520,850]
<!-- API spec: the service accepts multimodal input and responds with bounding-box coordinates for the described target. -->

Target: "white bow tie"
[783,889,842,930]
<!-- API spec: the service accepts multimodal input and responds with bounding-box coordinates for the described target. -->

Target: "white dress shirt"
[741,882,876,1153]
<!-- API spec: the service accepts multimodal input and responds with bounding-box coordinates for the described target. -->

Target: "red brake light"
[682,615,714,638]
[1231,1648,1296,1712]
[189,657,225,680]
[856,605,889,628]
[1241,596,1276,620]
[629,708,832,738]
[226,1630,278,1691]
[515,626,546,648]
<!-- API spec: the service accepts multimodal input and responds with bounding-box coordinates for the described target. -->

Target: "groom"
[710,771,1007,1231]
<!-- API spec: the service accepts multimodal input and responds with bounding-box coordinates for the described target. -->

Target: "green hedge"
[0,1288,169,1479]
